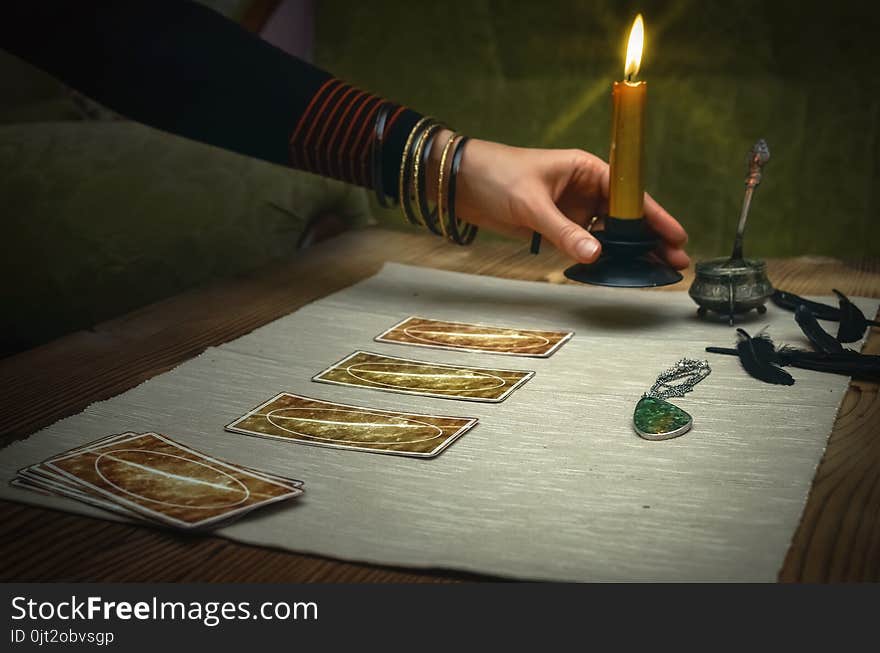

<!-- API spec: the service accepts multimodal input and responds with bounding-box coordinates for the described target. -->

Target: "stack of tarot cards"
[12,432,304,530]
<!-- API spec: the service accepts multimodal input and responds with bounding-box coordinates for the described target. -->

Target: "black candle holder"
[564,216,682,288]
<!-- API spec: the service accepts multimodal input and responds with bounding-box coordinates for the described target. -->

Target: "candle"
[609,14,646,220]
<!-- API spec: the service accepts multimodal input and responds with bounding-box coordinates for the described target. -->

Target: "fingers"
[478,207,689,270]
[565,152,687,250]
[656,241,691,270]
[644,192,687,247]
[529,196,601,263]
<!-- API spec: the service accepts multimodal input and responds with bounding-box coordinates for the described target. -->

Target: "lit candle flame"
[624,14,644,79]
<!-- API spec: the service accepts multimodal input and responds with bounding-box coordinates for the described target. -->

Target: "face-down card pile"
[375,316,573,357]
[313,351,534,402]
[226,392,478,458]
[12,432,303,530]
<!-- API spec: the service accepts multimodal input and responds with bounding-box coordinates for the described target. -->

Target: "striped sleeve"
[2,2,424,202]
[288,79,423,200]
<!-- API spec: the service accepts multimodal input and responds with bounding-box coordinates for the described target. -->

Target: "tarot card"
[239,468,304,489]
[10,478,53,497]
[375,316,573,357]
[13,432,303,525]
[312,350,534,402]
[11,475,132,517]
[19,467,91,494]
[26,433,137,470]
[226,392,478,458]
[14,433,137,493]
[20,432,303,494]
[44,432,302,529]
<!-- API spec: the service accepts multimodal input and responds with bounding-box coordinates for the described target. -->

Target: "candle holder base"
[563,216,683,288]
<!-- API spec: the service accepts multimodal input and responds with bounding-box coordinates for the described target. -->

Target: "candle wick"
[627,73,633,83]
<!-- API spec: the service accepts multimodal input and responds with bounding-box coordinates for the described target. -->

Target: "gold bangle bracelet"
[411,122,444,231]
[436,131,460,240]
[397,116,434,226]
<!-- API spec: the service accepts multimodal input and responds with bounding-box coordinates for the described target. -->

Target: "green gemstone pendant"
[633,395,693,441]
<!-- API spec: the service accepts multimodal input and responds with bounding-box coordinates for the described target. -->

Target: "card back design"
[375,316,573,357]
[227,393,478,457]
[45,433,301,529]
[312,351,534,402]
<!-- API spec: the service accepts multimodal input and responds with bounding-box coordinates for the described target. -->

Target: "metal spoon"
[728,139,770,263]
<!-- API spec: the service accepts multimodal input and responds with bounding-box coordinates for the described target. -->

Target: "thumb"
[531,197,601,263]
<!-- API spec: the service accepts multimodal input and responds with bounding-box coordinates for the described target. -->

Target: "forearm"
[1,1,421,197]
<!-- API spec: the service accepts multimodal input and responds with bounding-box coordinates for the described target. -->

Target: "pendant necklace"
[633,358,711,441]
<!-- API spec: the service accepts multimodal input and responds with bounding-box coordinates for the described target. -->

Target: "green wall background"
[316,0,880,259]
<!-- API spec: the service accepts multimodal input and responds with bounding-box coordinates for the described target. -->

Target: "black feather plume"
[708,330,880,383]
[734,328,795,385]
[748,330,777,358]
[771,289,841,321]
[795,305,844,354]
[832,289,868,344]
[773,348,880,381]
[771,288,878,342]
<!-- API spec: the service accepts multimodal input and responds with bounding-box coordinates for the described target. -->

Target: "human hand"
[433,132,689,269]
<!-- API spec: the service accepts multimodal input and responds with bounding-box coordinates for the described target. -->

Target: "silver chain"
[646,358,711,400]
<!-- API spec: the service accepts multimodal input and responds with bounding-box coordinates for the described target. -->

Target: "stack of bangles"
[371,109,477,245]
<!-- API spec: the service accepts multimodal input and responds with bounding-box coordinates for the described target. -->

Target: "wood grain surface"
[1,228,878,582]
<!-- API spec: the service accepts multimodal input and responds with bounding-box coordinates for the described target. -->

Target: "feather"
[771,289,878,341]
[734,328,795,385]
[794,305,844,354]
[832,289,868,343]
[705,346,738,356]
[748,330,779,359]
[708,334,880,383]
[771,289,840,321]
[775,348,880,382]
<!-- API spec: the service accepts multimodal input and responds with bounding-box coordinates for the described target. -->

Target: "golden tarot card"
[44,432,302,529]
[226,393,479,457]
[14,433,140,516]
[312,351,534,402]
[375,316,573,357]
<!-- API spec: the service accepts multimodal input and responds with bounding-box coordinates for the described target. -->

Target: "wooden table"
[2,228,878,582]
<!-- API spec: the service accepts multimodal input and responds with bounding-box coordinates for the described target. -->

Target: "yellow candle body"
[608,80,646,219]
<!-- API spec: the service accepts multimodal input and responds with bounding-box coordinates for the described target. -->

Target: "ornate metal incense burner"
[689,139,774,324]
[689,257,773,323]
